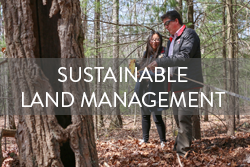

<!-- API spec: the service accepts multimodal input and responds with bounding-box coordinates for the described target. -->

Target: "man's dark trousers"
[172,89,199,156]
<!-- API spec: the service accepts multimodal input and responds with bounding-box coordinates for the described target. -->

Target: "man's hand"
[147,61,158,72]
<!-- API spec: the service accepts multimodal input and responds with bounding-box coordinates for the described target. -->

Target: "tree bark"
[185,0,201,139]
[175,0,182,20]
[185,0,194,29]
[94,0,102,138]
[234,0,239,125]
[6,63,16,129]
[110,0,123,128]
[1,0,98,166]
[204,87,209,122]
[226,0,236,136]
[203,63,209,122]
[222,0,228,120]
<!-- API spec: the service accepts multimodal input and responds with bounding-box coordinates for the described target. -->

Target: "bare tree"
[175,0,183,20]
[222,0,228,120]
[110,0,123,128]
[226,0,236,136]
[185,0,194,29]
[234,0,240,125]
[185,0,201,140]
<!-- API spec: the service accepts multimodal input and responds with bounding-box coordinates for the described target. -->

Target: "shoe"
[139,139,147,145]
[161,141,166,148]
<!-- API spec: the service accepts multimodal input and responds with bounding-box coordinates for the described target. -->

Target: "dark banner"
[0,58,249,115]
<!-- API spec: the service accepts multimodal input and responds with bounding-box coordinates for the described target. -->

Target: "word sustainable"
[58,67,188,83]
[22,92,225,108]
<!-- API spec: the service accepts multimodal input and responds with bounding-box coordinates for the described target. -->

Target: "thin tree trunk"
[234,0,239,125]
[82,0,88,48]
[99,14,105,128]
[110,0,123,128]
[94,0,101,139]
[226,0,235,136]
[1,0,98,166]
[204,87,209,122]
[222,0,228,120]
[175,0,183,20]
[185,0,194,29]
[235,57,239,125]
[185,0,200,139]
[203,63,209,122]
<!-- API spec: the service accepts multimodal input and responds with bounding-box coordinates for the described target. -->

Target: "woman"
[134,31,169,148]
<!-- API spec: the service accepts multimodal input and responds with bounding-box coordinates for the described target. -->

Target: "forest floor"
[2,115,250,166]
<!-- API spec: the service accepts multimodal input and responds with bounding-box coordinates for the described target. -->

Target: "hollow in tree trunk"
[1,0,98,166]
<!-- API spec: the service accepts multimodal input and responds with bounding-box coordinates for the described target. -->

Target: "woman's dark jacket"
[133,47,169,112]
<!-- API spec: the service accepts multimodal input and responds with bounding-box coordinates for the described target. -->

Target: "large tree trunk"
[1,0,98,166]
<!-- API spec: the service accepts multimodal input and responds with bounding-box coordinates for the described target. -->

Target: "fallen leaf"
[129,59,136,74]
[2,47,6,53]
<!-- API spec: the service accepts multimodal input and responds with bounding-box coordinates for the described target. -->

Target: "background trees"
[77,0,250,136]
[0,0,249,165]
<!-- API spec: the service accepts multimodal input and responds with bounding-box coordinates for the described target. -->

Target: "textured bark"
[7,65,16,129]
[49,0,98,165]
[1,0,98,166]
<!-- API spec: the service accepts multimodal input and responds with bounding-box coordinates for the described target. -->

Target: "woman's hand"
[137,71,140,78]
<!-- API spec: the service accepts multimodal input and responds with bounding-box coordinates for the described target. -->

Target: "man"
[148,10,203,156]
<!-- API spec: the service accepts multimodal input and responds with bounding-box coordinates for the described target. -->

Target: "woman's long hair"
[140,31,163,69]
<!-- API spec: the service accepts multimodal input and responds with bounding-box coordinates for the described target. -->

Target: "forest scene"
[0,0,250,166]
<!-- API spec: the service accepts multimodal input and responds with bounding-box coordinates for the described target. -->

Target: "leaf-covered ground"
[97,133,250,166]
[2,115,250,166]
[96,115,250,167]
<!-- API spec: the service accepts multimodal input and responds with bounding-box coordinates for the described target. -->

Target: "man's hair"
[161,10,183,25]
